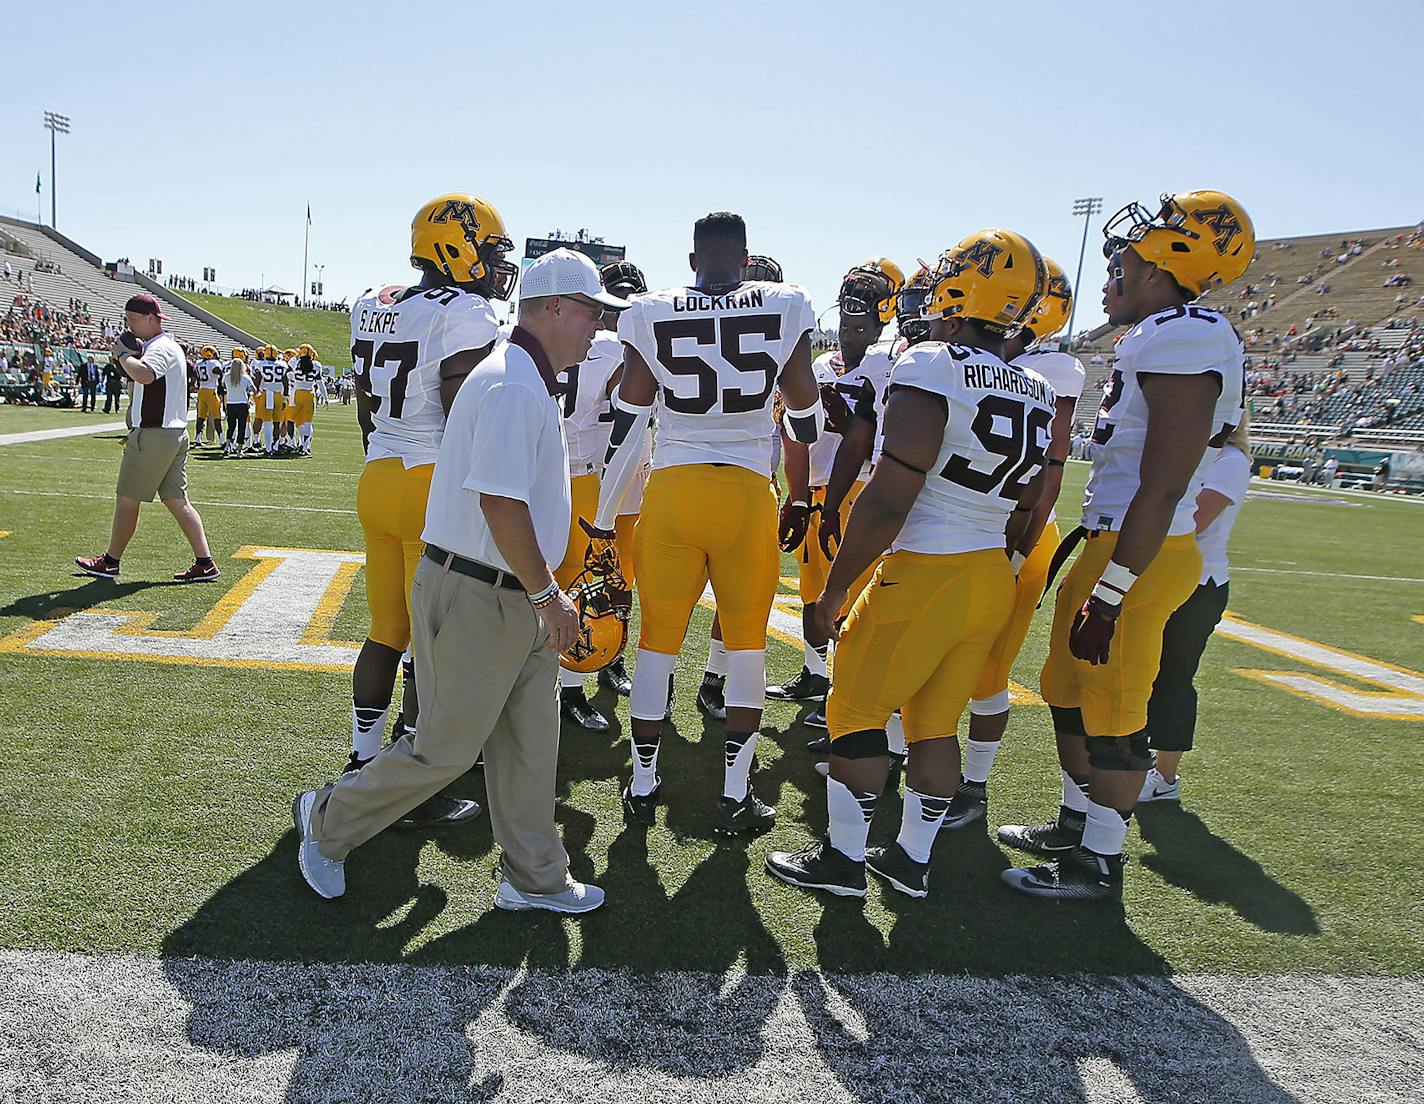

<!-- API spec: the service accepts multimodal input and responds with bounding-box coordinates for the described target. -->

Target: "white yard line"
[0,420,127,446]
[1,487,357,515]
[0,951,1415,1104]
[1234,565,1424,583]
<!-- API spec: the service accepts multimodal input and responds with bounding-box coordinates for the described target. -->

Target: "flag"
[35,173,40,194]
[306,204,311,225]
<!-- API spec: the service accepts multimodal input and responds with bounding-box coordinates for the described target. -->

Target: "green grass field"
[175,291,355,370]
[1,402,1422,983]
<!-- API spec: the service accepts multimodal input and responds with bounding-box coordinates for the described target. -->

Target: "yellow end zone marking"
[1216,612,1424,722]
[300,559,366,649]
[0,531,10,538]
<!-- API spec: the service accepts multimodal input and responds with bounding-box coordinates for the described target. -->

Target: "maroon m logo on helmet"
[1191,205,1242,255]
[429,199,482,245]
[954,239,1003,279]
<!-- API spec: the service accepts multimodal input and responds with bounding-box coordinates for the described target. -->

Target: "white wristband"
[1010,551,1027,574]
[788,500,809,509]
[528,580,559,607]
[1091,560,1138,607]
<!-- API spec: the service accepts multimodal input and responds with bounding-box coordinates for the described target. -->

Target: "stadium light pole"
[1064,196,1103,349]
[43,111,70,229]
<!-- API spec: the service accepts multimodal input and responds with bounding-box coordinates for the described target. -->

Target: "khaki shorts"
[117,427,188,502]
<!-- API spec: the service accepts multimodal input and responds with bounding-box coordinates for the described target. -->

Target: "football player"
[766,229,1053,899]
[553,278,630,732]
[346,192,516,829]
[249,346,269,451]
[193,345,224,447]
[290,343,320,456]
[1000,190,1252,902]
[596,260,651,699]
[945,258,1086,829]
[696,251,790,723]
[259,347,287,456]
[279,349,300,452]
[770,259,902,729]
[589,212,822,836]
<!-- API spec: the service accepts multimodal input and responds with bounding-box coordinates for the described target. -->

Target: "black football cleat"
[996,818,1083,856]
[622,778,660,827]
[865,842,930,898]
[342,752,372,775]
[765,836,866,897]
[1001,847,1125,902]
[714,789,776,837]
[767,667,829,701]
[943,779,987,830]
[561,687,610,733]
[697,673,727,721]
[395,793,481,830]
[599,657,632,697]
[805,731,830,753]
[802,704,828,730]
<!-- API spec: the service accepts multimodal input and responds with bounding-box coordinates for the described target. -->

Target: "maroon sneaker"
[75,553,119,579]
[173,560,221,583]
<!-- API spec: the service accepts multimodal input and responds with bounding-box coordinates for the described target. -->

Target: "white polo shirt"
[422,327,571,576]
[129,331,190,429]
[1197,445,1252,586]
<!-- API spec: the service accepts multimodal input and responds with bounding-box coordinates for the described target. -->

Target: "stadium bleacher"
[0,215,255,358]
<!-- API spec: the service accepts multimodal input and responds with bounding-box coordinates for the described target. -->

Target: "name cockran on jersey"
[964,361,1055,404]
[672,288,767,313]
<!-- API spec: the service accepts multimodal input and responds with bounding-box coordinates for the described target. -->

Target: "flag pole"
[302,204,310,308]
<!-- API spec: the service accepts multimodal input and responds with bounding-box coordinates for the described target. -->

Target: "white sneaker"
[292,790,345,898]
[1138,767,1181,803]
[494,878,604,914]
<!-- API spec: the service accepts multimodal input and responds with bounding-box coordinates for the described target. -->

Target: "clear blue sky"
[3,1,1420,333]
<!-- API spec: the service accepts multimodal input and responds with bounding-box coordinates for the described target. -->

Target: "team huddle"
[296,186,1254,910]
[190,342,328,457]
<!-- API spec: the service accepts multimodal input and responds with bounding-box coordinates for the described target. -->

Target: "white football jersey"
[1012,347,1086,526]
[352,283,499,468]
[838,339,896,481]
[617,281,815,477]
[888,343,1056,556]
[806,352,841,487]
[196,358,223,389]
[557,330,622,474]
[291,357,321,393]
[258,359,285,397]
[1082,305,1244,536]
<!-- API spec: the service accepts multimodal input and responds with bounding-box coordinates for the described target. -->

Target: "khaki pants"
[311,556,570,895]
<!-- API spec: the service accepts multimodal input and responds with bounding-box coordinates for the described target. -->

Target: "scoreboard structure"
[523,233,625,269]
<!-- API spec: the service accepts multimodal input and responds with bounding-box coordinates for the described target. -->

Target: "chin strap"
[593,393,653,531]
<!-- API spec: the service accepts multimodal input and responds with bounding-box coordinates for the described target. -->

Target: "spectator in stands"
[74,294,219,584]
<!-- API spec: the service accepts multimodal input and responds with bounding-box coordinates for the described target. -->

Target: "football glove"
[819,382,852,435]
[818,506,841,560]
[1069,595,1120,665]
[579,517,619,576]
[779,500,811,553]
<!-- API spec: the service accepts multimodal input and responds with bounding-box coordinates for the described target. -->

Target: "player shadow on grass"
[160,826,508,1104]
[0,576,176,622]
[1133,804,1320,935]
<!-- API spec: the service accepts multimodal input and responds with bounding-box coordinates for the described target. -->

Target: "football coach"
[294,249,628,913]
[74,294,219,583]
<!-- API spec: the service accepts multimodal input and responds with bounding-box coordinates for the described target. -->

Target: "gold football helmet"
[283,348,297,361]
[559,563,631,674]
[231,347,247,361]
[1103,190,1254,296]
[298,343,316,360]
[410,193,518,300]
[839,257,906,325]
[923,229,1047,335]
[199,345,218,359]
[1021,257,1072,342]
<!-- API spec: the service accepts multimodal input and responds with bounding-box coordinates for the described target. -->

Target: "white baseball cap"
[519,248,630,310]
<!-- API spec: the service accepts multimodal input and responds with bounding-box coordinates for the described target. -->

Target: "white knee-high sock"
[827,776,878,862]
[897,788,952,863]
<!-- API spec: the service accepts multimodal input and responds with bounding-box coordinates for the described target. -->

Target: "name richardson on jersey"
[672,287,767,313]
[356,306,401,334]
[964,361,1054,405]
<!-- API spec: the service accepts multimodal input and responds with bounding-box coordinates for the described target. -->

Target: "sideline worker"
[294,249,628,913]
[74,293,219,583]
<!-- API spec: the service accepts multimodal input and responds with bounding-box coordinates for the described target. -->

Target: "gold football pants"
[827,548,1014,743]
[356,457,433,651]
